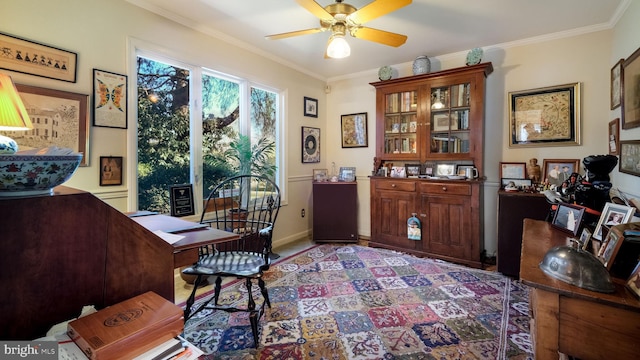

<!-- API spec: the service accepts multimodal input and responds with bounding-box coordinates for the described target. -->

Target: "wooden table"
[520,219,640,359]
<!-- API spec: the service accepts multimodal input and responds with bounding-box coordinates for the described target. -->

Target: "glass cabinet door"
[383,91,418,155]
[429,83,471,155]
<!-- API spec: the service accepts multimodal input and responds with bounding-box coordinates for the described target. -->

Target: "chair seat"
[182,251,268,277]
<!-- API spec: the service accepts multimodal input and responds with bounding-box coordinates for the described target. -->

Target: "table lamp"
[0,73,33,154]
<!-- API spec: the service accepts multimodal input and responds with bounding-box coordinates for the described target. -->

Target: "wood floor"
[173,237,315,304]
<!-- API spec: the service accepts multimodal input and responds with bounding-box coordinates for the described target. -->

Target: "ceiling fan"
[265,0,412,59]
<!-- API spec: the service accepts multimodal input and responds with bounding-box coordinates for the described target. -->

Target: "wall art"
[304,96,318,118]
[623,46,640,129]
[341,112,368,148]
[0,32,77,83]
[99,156,123,186]
[302,126,320,163]
[508,83,580,147]
[93,69,128,129]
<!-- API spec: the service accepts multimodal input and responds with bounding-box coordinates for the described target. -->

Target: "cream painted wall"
[3,0,327,248]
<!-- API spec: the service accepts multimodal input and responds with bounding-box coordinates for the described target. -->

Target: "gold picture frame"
[622,46,640,129]
[0,84,89,166]
[542,159,579,188]
[508,83,580,147]
[0,32,77,83]
[341,112,368,148]
[611,58,624,110]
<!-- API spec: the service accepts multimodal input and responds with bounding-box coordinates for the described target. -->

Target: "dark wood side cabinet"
[0,186,176,340]
[497,190,549,277]
[312,182,358,242]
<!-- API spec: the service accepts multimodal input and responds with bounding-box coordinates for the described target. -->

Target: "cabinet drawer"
[419,182,471,195]
[375,180,416,192]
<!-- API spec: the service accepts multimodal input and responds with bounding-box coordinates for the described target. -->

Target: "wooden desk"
[520,219,640,359]
[130,213,239,268]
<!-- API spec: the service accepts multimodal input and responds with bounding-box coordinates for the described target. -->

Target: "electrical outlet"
[301,209,305,217]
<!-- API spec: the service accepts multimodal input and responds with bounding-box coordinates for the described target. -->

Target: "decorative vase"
[412,56,430,75]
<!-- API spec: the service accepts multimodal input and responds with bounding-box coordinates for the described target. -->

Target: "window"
[135,53,280,214]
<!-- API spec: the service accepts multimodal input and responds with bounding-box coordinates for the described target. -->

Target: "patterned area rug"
[182,244,533,359]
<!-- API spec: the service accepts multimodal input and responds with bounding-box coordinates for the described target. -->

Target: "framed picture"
[622,46,640,129]
[341,112,368,148]
[435,163,455,176]
[626,262,640,299]
[579,228,592,250]
[169,183,195,217]
[433,113,455,132]
[593,202,635,240]
[339,167,356,182]
[93,69,128,129]
[99,156,123,186]
[304,96,318,118]
[508,82,580,147]
[456,165,475,177]
[405,163,421,177]
[499,162,526,179]
[501,178,532,189]
[619,140,640,177]
[608,118,620,155]
[1,84,89,166]
[542,159,580,188]
[611,59,624,110]
[551,202,585,236]
[313,168,328,182]
[0,32,77,83]
[302,126,320,163]
[390,166,406,178]
[598,227,625,269]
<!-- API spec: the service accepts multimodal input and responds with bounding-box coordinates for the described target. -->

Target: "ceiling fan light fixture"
[327,35,350,59]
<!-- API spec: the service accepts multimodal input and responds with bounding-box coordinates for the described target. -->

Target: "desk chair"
[182,175,280,347]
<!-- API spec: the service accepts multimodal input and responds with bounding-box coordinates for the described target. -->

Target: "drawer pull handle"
[391,184,396,188]
[442,186,447,191]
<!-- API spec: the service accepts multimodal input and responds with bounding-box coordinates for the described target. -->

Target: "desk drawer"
[375,180,416,192]
[420,182,471,196]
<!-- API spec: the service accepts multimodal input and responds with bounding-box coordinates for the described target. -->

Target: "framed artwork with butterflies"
[93,69,127,129]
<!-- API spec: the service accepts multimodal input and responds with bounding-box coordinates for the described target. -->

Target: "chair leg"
[258,278,270,308]
[184,275,204,321]
[214,276,222,305]
[245,278,259,348]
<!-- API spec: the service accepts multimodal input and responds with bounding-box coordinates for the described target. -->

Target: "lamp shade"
[326,35,351,59]
[0,73,33,131]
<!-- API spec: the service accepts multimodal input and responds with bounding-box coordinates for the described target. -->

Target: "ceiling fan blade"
[348,0,412,24]
[352,27,407,47]
[265,28,325,40]
[296,0,334,22]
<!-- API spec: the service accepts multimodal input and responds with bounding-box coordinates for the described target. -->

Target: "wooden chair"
[182,175,280,346]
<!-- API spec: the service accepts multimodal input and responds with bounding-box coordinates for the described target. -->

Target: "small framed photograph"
[619,140,640,177]
[551,202,585,236]
[508,82,580,147]
[302,126,320,163]
[93,69,128,129]
[622,46,640,129]
[593,202,635,240]
[341,112,368,148]
[626,262,640,299]
[313,168,328,182]
[456,165,475,177]
[390,166,406,178]
[501,178,532,189]
[608,118,620,155]
[499,162,526,180]
[405,164,421,177]
[598,228,624,269]
[304,96,318,118]
[99,156,123,186]
[433,113,453,132]
[542,159,580,188]
[435,163,455,176]
[611,59,624,110]
[579,228,592,250]
[339,167,356,182]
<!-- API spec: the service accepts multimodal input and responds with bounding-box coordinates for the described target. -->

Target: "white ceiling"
[127,0,626,80]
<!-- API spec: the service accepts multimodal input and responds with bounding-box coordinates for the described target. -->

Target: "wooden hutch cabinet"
[370,63,492,268]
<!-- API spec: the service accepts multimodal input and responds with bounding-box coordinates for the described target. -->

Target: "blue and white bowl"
[0,154,83,196]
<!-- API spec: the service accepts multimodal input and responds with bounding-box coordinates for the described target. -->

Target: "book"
[67,292,183,360]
